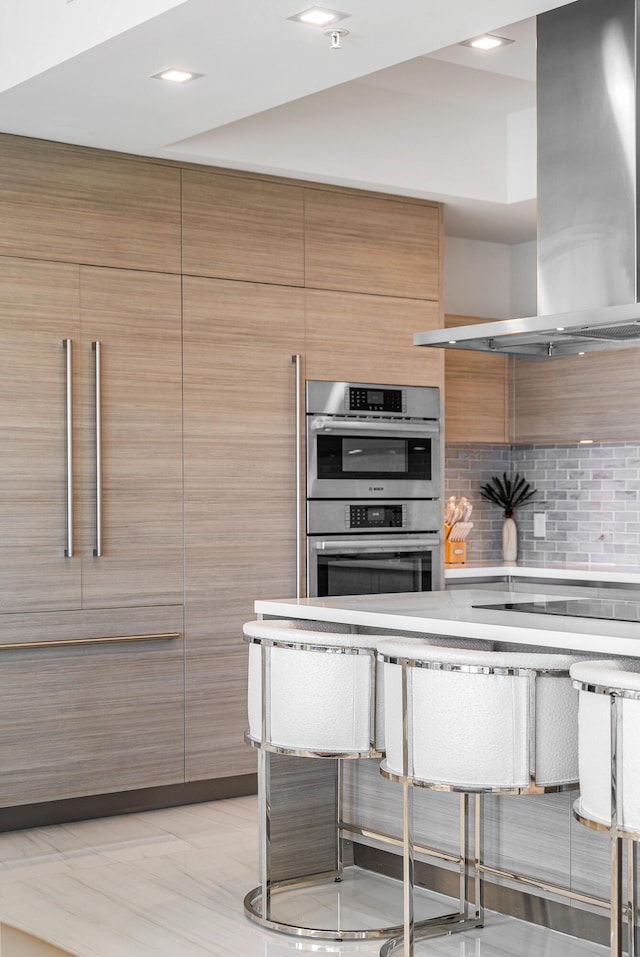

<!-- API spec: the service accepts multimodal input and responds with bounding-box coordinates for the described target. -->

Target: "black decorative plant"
[480,472,537,518]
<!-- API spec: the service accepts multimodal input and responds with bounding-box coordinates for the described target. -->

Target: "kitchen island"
[252,583,640,947]
[255,585,640,657]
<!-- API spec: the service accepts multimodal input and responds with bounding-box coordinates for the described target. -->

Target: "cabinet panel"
[183,277,304,780]
[305,189,441,299]
[182,169,305,286]
[513,348,640,442]
[0,258,82,613]
[304,289,443,388]
[444,315,509,443]
[0,605,184,807]
[0,135,181,274]
[78,267,184,608]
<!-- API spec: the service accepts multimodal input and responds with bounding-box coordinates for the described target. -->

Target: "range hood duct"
[415,0,640,360]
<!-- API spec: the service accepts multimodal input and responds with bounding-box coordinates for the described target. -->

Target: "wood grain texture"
[304,189,441,299]
[513,348,640,442]
[444,315,510,444]
[182,169,305,285]
[0,135,181,273]
[182,277,305,780]
[0,605,184,807]
[78,267,184,609]
[0,258,82,613]
[304,288,443,388]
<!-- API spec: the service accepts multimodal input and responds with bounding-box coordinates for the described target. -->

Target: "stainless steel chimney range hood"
[415,0,640,361]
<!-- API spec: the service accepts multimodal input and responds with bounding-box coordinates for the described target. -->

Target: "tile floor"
[0,795,610,957]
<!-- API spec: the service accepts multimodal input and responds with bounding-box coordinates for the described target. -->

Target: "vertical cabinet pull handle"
[93,341,103,557]
[64,339,73,557]
[292,354,304,600]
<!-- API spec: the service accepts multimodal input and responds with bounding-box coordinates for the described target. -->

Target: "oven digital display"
[348,387,404,412]
[348,504,405,528]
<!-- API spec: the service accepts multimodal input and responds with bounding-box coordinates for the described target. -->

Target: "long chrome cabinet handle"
[0,632,182,652]
[63,339,74,557]
[292,354,304,599]
[93,341,103,557]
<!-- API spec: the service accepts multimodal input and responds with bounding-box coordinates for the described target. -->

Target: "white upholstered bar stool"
[378,640,586,957]
[571,659,640,957]
[243,617,388,941]
[242,620,494,942]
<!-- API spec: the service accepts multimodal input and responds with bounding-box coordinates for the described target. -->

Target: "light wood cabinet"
[0,606,184,807]
[304,189,441,300]
[182,169,305,286]
[0,258,82,613]
[444,315,510,444]
[0,134,181,274]
[0,259,185,806]
[305,289,443,387]
[0,134,444,806]
[0,260,184,614]
[513,348,640,442]
[78,267,183,608]
[183,277,305,780]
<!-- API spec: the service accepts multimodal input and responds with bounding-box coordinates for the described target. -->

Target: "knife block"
[445,540,467,564]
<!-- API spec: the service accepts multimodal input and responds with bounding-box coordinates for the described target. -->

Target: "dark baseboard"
[353,841,611,948]
[0,774,258,833]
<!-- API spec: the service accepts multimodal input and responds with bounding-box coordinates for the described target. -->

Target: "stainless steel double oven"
[305,380,443,598]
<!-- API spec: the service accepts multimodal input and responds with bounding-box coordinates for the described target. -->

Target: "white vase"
[502,516,517,563]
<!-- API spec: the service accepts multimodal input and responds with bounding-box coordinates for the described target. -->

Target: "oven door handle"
[309,416,439,435]
[313,537,439,551]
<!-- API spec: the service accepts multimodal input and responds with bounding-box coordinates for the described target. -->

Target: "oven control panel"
[306,498,440,536]
[347,504,406,529]
[347,386,406,413]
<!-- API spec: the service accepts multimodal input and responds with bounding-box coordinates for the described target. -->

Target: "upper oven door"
[306,415,440,499]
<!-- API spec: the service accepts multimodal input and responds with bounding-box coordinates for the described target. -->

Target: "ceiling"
[0,0,577,243]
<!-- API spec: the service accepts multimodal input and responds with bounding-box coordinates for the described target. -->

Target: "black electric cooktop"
[476,599,640,624]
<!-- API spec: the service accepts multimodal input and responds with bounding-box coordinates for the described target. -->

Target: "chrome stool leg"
[402,780,414,957]
[259,742,272,921]
[611,833,623,957]
[627,838,637,957]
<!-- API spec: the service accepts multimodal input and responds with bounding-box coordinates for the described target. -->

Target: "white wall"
[444,236,537,318]
[444,237,511,317]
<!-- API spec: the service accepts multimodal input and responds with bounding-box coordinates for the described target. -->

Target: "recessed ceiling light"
[460,34,514,51]
[151,69,203,84]
[288,7,350,27]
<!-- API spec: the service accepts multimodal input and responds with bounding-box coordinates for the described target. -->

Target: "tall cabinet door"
[183,277,305,781]
[0,257,82,613]
[78,267,183,608]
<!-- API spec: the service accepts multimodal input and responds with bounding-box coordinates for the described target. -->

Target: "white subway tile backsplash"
[445,441,640,565]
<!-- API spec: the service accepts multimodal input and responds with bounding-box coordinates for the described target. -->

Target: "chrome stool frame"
[378,645,584,957]
[242,624,485,943]
[243,624,389,940]
[572,666,640,957]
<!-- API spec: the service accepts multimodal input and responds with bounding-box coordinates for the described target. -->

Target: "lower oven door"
[307,534,442,598]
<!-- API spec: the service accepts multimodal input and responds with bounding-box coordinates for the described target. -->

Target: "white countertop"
[255,588,640,657]
[445,562,640,585]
